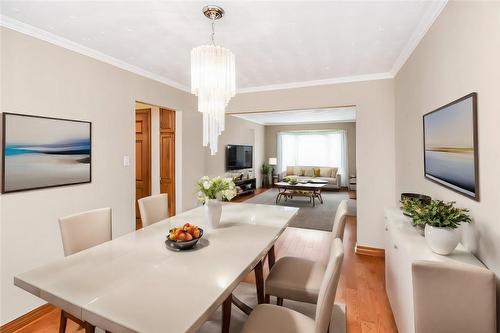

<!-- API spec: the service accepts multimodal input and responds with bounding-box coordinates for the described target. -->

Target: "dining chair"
[138,193,169,227]
[264,199,349,305]
[59,207,112,333]
[242,238,344,333]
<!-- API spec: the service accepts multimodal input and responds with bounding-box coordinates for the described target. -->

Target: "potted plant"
[196,176,237,228]
[400,198,426,235]
[261,162,271,188]
[412,200,471,255]
[283,175,298,185]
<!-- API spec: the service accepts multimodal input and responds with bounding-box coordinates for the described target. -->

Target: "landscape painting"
[423,93,478,200]
[2,113,91,193]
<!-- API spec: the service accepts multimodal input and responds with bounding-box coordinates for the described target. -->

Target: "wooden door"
[136,109,151,229]
[160,108,175,217]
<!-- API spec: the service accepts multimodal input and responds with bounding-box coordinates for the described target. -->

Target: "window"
[277,130,348,186]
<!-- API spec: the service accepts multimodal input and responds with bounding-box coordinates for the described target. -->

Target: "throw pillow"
[319,167,332,177]
[313,168,321,177]
[286,166,294,176]
[299,168,305,176]
[331,167,339,178]
[304,167,314,177]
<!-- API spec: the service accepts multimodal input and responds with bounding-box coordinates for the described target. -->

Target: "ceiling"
[232,107,356,126]
[0,1,446,92]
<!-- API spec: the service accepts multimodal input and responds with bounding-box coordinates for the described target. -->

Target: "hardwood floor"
[9,190,397,333]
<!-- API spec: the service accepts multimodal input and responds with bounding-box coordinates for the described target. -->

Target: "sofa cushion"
[319,167,332,177]
[293,166,304,176]
[313,168,321,177]
[286,166,294,176]
[304,167,314,177]
[330,167,339,178]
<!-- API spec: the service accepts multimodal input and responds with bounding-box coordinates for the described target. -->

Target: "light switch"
[123,155,130,167]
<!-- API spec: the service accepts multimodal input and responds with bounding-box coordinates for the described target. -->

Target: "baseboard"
[355,244,385,258]
[0,304,55,333]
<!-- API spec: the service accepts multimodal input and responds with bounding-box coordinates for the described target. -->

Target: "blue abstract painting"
[2,113,91,193]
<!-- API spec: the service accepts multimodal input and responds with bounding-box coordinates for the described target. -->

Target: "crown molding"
[0,15,191,93]
[237,72,393,94]
[390,0,448,76]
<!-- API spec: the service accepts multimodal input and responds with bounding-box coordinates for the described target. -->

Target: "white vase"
[424,224,460,255]
[204,199,222,229]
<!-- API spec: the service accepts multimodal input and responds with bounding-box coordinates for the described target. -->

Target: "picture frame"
[2,112,92,193]
[422,93,479,201]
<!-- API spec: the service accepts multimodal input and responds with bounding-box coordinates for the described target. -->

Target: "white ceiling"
[233,107,356,126]
[0,1,446,92]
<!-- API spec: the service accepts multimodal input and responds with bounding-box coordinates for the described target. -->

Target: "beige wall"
[0,27,205,323]
[204,115,265,187]
[264,122,357,176]
[227,79,396,250]
[394,1,500,319]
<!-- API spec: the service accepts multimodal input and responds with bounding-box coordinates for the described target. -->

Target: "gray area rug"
[245,188,349,231]
[198,282,346,333]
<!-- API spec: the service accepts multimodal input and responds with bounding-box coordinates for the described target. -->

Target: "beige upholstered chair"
[138,193,169,227]
[59,207,112,332]
[242,238,344,333]
[265,200,349,305]
[59,207,112,256]
[412,260,496,333]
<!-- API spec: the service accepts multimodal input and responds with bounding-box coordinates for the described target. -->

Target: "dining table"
[14,202,299,333]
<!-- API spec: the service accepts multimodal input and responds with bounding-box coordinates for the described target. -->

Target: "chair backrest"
[331,200,349,240]
[412,260,496,333]
[138,193,169,227]
[315,238,344,333]
[59,208,112,256]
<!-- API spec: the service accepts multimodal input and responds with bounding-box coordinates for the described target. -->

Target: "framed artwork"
[2,113,91,193]
[423,93,479,200]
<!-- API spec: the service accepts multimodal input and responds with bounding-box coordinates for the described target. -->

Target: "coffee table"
[275,181,327,207]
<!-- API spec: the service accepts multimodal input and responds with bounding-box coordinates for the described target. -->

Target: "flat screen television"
[423,93,479,200]
[226,145,253,171]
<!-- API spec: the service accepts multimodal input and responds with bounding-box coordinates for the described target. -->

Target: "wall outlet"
[123,155,130,167]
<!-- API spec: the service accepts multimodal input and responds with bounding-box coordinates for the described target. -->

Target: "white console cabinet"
[384,209,490,333]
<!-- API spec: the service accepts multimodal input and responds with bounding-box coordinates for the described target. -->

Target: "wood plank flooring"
[10,190,397,333]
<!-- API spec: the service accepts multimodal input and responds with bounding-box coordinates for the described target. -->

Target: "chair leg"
[264,294,270,304]
[277,297,283,306]
[222,294,232,333]
[84,322,96,333]
[59,310,68,333]
[254,261,265,304]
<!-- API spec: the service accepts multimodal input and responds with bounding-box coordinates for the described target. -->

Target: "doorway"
[135,108,151,229]
[135,102,176,229]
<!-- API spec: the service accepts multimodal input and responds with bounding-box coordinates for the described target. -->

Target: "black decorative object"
[401,193,432,205]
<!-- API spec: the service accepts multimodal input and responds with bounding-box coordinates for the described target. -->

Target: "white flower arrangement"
[196,176,237,203]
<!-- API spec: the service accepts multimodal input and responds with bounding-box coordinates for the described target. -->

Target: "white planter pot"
[424,224,460,255]
[204,199,222,229]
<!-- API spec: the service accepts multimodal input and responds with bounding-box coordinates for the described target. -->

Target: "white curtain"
[277,130,348,186]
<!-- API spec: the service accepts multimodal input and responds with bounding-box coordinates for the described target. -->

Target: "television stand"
[234,178,256,197]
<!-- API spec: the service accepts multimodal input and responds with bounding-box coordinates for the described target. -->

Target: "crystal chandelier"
[191,5,236,155]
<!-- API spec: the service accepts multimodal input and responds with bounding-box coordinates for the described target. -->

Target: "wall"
[227,79,396,249]
[0,27,205,324]
[264,122,357,176]
[204,115,265,187]
[394,1,500,319]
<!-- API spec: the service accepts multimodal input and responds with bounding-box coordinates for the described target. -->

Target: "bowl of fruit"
[165,223,204,251]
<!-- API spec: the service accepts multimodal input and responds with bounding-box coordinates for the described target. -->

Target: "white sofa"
[284,166,341,190]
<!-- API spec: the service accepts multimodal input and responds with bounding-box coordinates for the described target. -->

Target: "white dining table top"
[14,202,299,333]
